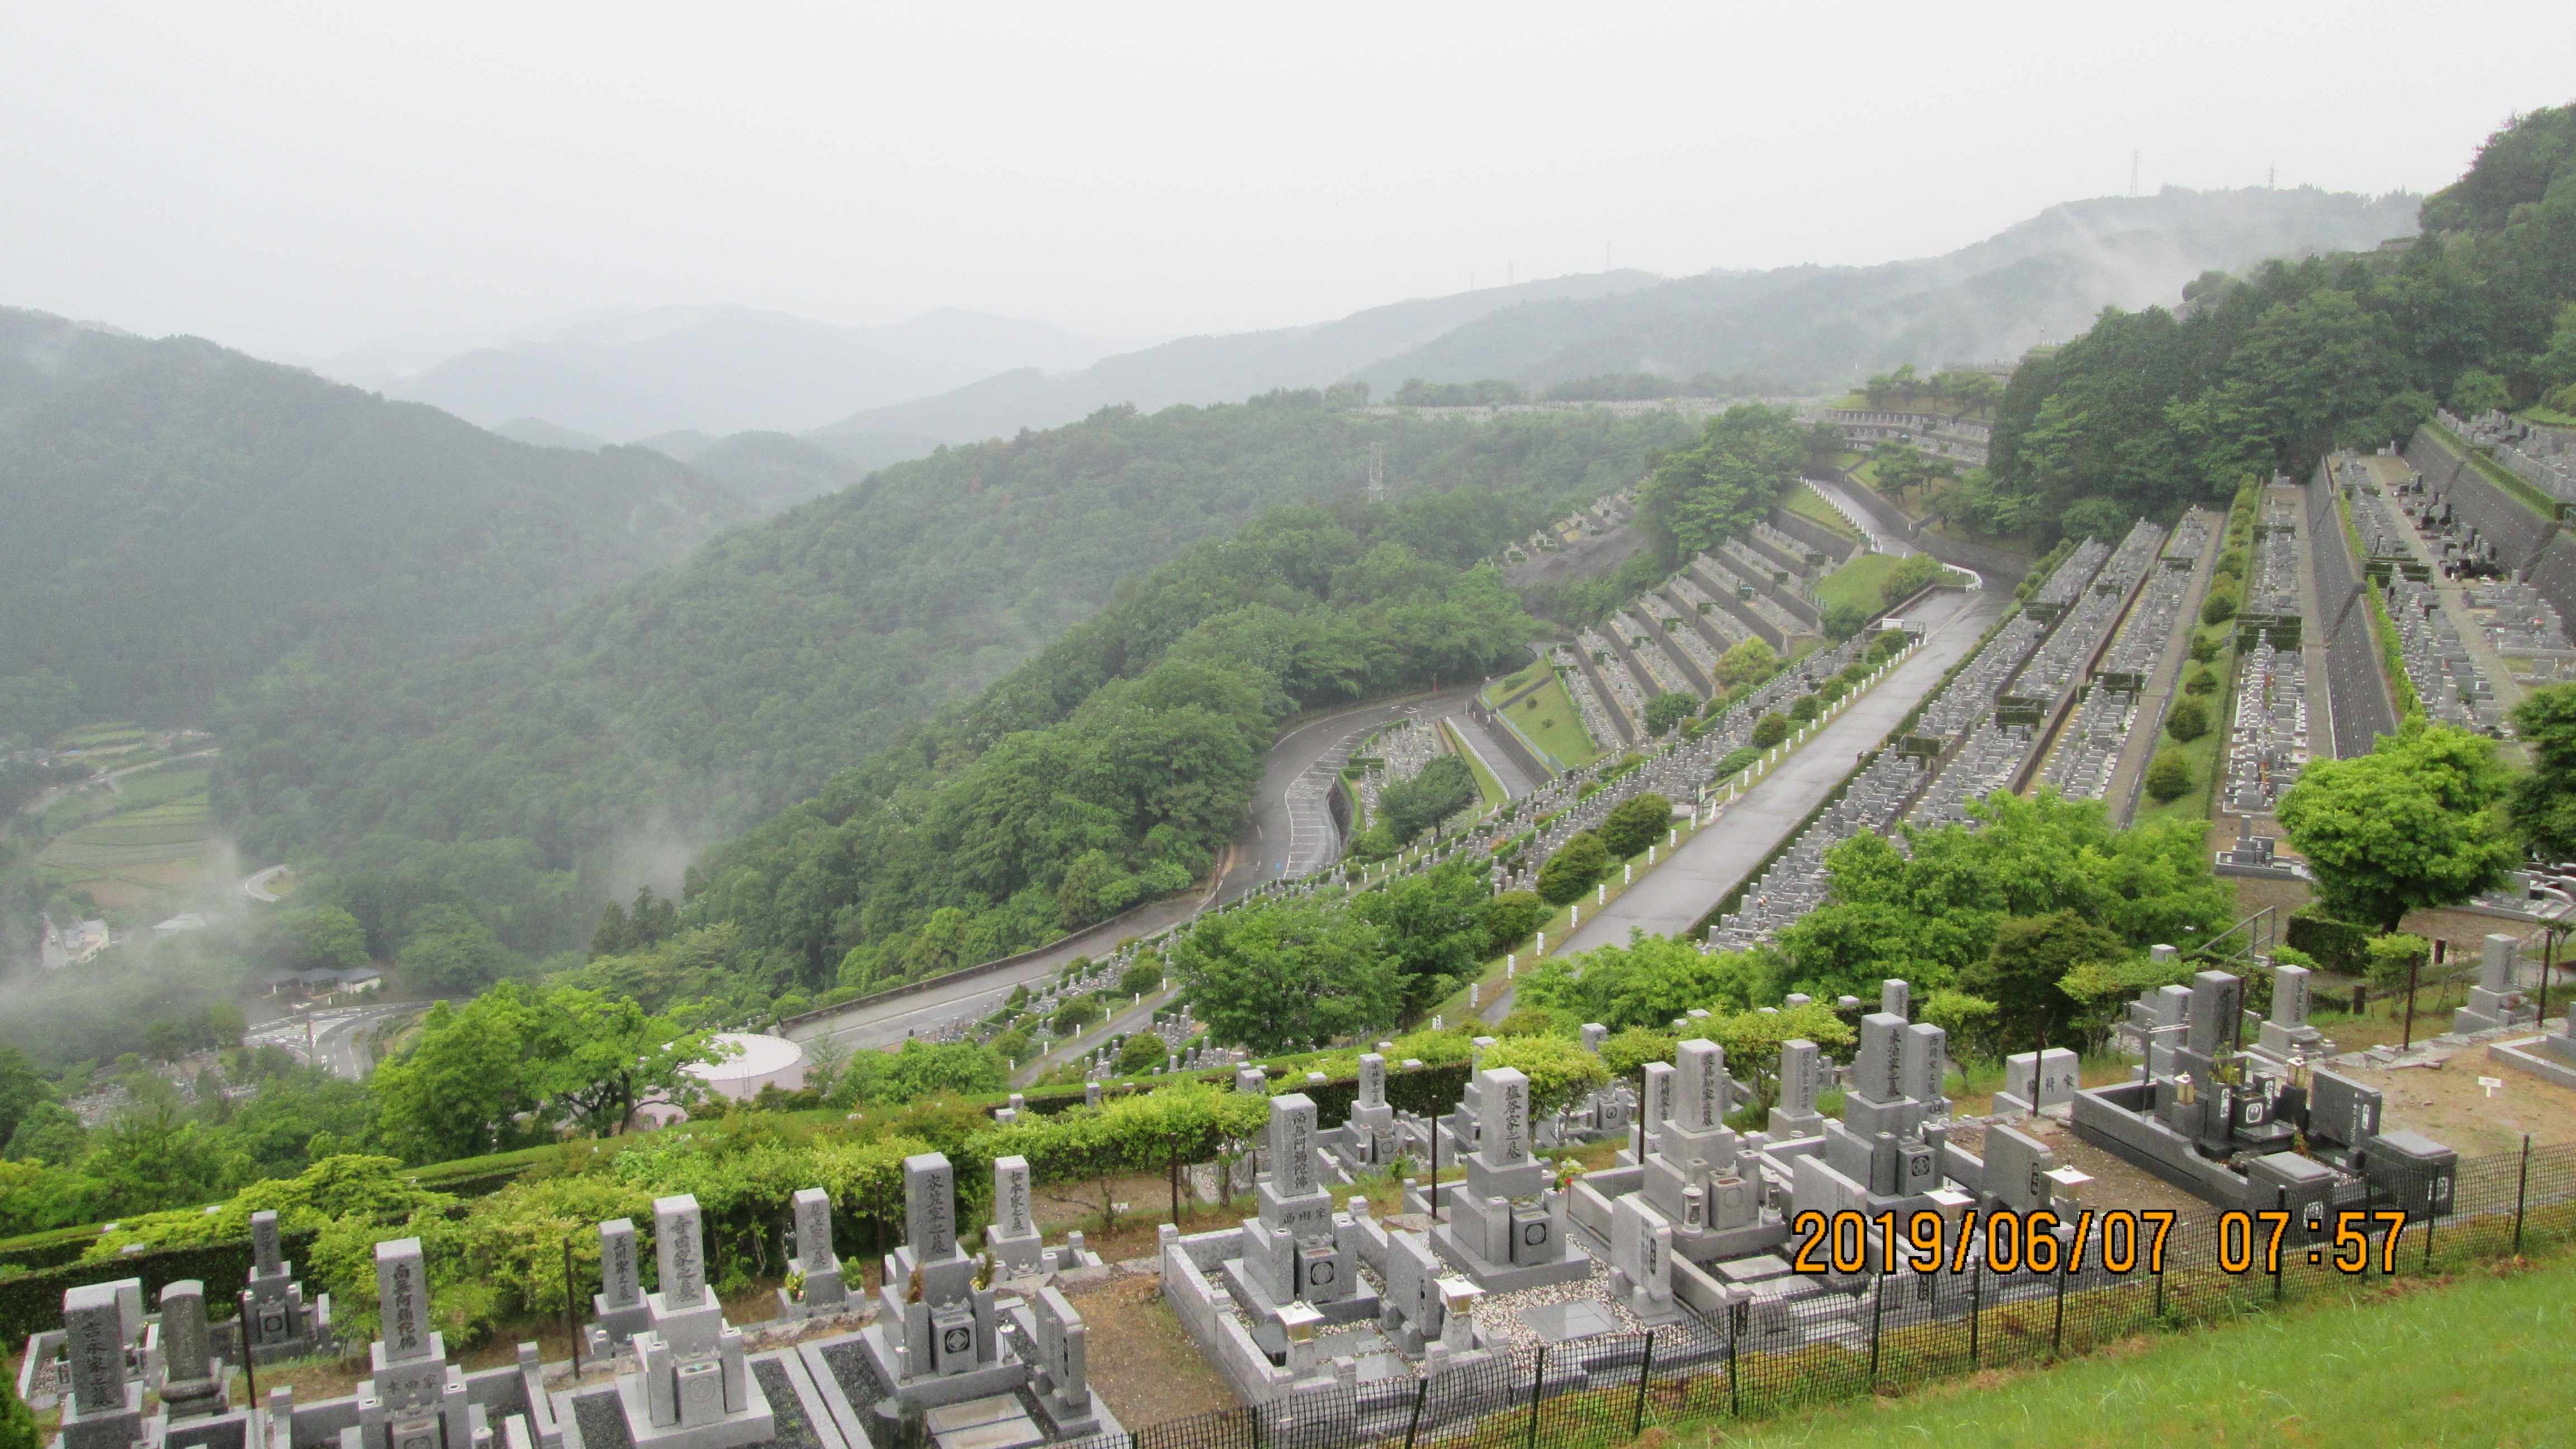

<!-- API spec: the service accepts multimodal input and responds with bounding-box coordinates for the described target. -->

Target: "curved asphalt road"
[788,681,1493,1055]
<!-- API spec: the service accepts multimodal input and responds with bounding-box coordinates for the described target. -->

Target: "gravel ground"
[1060,1273,1237,1426]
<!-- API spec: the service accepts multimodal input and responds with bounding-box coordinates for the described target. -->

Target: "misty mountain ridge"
[0,306,747,725]
[325,302,1126,442]
[810,269,1668,447]
[1352,185,2421,392]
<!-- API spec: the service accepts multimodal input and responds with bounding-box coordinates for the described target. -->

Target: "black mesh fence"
[1105,1138,2576,1449]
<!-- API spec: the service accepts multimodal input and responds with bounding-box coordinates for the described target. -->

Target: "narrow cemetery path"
[2308,466,2396,756]
[1447,712,1538,799]
[1799,476,1916,557]
[1484,586,2008,1022]
[2099,507,2224,823]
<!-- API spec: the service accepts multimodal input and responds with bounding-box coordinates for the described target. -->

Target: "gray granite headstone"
[63,1283,128,1417]
[792,1188,836,1276]
[600,1219,643,1310]
[250,1210,283,1276]
[1674,1040,1726,1130]
[652,1194,707,1309]
[373,1236,435,1362]
[905,1153,958,1258]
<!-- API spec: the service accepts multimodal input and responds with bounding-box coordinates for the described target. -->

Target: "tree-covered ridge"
[685,495,1543,994]
[214,402,1688,962]
[1969,105,2576,536]
[0,309,747,732]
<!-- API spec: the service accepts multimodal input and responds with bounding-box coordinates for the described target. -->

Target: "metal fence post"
[236,1289,258,1408]
[1402,1375,1427,1449]
[2052,1253,2068,1356]
[2425,1175,2437,1271]
[1727,1303,1742,1418]
[561,1228,583,1373]
[1967,1257,1982,1367]
[2515,1134,2531,1256]
[1631,1331,1655,1439]
[2152,1252,2164,1322]
[1525,1345,1547,1449]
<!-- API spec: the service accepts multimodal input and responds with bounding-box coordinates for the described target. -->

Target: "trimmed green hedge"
[2286,907,2371,976]
[0,1230,318,1343]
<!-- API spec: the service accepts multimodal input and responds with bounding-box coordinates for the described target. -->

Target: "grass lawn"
[51,721,149,751]
[1783,482,1861,540]
[1500,673,1599,768]
[1681,1247,2576,1448]
[1482,659,1551,706]
[2132,640,2233,830]
[1813,553,1901,616]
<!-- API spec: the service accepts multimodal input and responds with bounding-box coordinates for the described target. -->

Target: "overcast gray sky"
[5,1,2572,360]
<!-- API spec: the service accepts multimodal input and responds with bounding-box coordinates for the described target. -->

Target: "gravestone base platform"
[1670,1218,1791,1266]
[849,1322,1033,1430]
[1427,1223,1593,1294]
[593,1295,655,1351]
[1216,1258,1381,1353]
[609,1361,774,1449]
[2491,1034,2576,1090]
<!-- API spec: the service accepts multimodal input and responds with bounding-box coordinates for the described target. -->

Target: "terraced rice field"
[35,765,217,896]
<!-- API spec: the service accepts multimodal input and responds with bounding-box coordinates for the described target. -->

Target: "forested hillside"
[219,397,1693,961]
[684,496,1542,995]
[1349,187,2417,395]
[0,309,746,733]
[1966,106,2576,534]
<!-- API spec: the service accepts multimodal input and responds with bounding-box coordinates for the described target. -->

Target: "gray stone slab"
[1516,1301,1620,1344]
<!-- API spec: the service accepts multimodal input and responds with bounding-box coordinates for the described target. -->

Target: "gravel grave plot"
[2345,1045,2576,1157]
[1058,1276,1235,1426]
[1949,1120,2206,1216]
[1461,1257,1648,1353]
[570,1390,633,1449]
[751,1357,826,1449]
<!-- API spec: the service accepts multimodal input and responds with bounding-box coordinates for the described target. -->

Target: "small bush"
[2165,697,2210,742]
[2201,588,2239,626]
[2145,751,2195,803]
[2189,631,2220,664]
[1751,714,1790,749]
[2184,665,2219,696]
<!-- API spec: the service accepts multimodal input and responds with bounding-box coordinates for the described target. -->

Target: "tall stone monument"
[53,1283,144,1449]
[1631,1040,1778,1263]
[1332,1054,1398,1171]
[353,1238,475,1449]
[1224,1094,1378,1342]
[591,1218,654,1352]
[854,1153,1030,1438]
[775,1188,848,1319]
[241,1209,333,1365]
[1428,1067,1590,1290]
[151,1280,227,1420]
[613,1195,773,1449]
[2453,933,2537,1035]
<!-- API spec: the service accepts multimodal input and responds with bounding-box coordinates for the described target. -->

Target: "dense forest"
[684,493,1543,996]
[216,399,1694,967]
[0,309,746,733]
[1963,105,2576,536]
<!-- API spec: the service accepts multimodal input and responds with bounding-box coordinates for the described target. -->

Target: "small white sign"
[2478,1076,2504,1098]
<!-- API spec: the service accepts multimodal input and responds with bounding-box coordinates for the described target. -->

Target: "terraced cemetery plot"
[1502,673,1599,767]
[1812,552,1901,615]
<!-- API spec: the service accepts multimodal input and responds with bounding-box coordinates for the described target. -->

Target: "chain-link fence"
[1104,1137,2575,1449]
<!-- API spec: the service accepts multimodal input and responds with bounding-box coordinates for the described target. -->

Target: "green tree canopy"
[1536,831,1611,906]
[2508,683,2576,859]
[1170,893,1401,1055]
[1597,792,1674,859]
[2277,722,2517,931]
